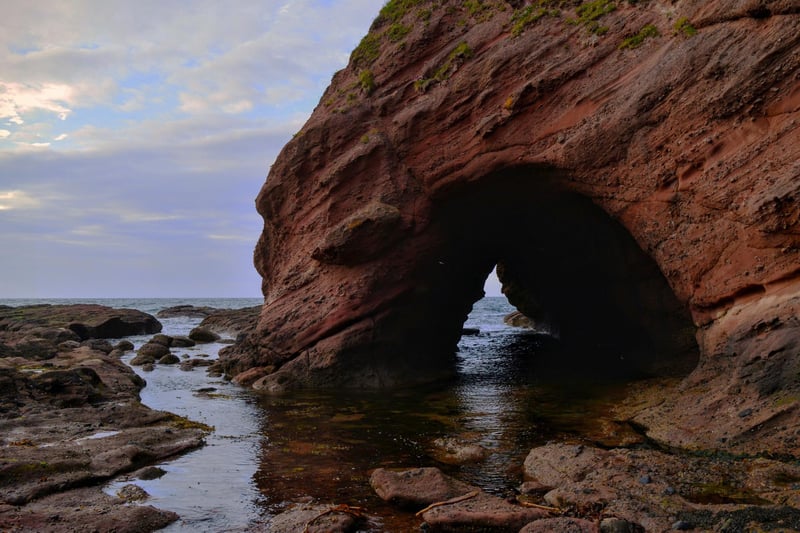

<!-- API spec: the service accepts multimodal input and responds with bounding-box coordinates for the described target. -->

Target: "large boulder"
[0,304,161,341]
[220,1,800,455]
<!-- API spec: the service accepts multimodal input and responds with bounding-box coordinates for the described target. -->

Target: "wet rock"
[170,335,195,348]
[133,466,166,480]
[29,367,103,407]
[522,517,599,532]
[504,310,536,329]
[524,443,800,531]
[267,502,360,533]
[420,490,548,531]
[136,342,170,359]
[197,305,260,337]
[149,334,172,347]
[114,340,135,352]
[158,353,180,365]
[12,337,57,360]
[57,340,81,352]
[188,327,220,343]
[232,365,274,386]
[429,437,489,465]
[0,304,161,341]
[370,467,475,509]
[156,305,218,318]
[0,486,177,533]
[116,484,149,502]
[130,353,156,366]
[179,358,213,371]
[80,339,114,354]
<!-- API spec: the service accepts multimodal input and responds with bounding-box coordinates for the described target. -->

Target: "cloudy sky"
[0,1,502,299]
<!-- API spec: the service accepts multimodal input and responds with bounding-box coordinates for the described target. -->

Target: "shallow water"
[5,297,630,531]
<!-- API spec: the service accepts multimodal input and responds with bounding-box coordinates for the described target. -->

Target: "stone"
[136,342,170,359]
[133,466,166,480]
[188,327,220,343]
[420,490,548,531]
[148,334,172,346]
[369,467,474,509]
[130,353,156,366]
[114,340,135,352]
[116,484,149,502]
[158,353,180,365]
[267,502,360,533]
[216,0,800,459]
[170,335,195,348]
[156,305,218,318]
[0,304,161,341]
[80,339,114,354]
[428,437,489,465]
[197,306,261,338]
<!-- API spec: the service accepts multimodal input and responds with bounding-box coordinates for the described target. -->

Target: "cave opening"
[412,166,699,383]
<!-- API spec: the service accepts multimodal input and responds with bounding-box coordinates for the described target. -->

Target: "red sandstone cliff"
[221,0,800,455]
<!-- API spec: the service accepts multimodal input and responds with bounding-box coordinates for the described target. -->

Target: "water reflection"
[251,308,628,530]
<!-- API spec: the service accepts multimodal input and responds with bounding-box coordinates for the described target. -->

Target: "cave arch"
[409,166,699,380]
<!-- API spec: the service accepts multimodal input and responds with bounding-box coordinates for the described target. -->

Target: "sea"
[1,297,618,532]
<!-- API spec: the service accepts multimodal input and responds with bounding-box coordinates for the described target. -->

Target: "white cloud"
[0,189,41,210]
[0,129,9,138]
[0,82,74,124]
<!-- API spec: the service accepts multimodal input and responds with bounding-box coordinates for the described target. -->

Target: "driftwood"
[415,490,481,517]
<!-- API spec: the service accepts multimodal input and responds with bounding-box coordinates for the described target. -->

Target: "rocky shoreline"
[5,303,800,531]
[0,304,210,532]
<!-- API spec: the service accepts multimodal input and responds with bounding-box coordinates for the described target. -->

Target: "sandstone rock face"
[223,1,800,454]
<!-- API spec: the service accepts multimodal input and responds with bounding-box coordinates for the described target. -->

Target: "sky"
[0,1,502,299]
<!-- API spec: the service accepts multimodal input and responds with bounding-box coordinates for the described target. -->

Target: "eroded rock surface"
[0,306,208,531]
[221,0,800,458]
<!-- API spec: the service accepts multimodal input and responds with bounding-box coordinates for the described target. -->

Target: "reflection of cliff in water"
[253,297,644,530]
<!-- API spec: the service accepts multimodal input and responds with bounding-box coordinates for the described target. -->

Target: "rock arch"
[220,0,800,454]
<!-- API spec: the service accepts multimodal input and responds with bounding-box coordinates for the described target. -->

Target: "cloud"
[0,82,74,124]
[0,189,41,210]
[0,0,384,297]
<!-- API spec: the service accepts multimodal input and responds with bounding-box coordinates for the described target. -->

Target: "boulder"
[0,304,161,341]
[136,342,170,359]
[267,502,361,533]
[114,340,135,352]
[156,305,218,318]
[369,467,474,509]
[419,490,548,531]
[158,353,180,365]
[188,327,220,343]
[170,335,195,348]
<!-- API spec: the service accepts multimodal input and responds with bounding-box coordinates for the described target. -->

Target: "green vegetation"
[511,3,561,37]
[358,69,376,94]
[619,23,659,49]
[673,16,697,37]
[417,8,432,21]
[568,0,616,35]
[415,42,474,91]
[377,0,422,24]
[351,33,381,68]
[386,22,411,42]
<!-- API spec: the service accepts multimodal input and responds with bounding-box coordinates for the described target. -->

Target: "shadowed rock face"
[221,0,800,453]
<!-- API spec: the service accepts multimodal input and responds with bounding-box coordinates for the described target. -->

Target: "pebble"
[672,520,693,530]
[638,474,651,484]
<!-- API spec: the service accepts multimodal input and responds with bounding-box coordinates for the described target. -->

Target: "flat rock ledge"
[0,306,209,532]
